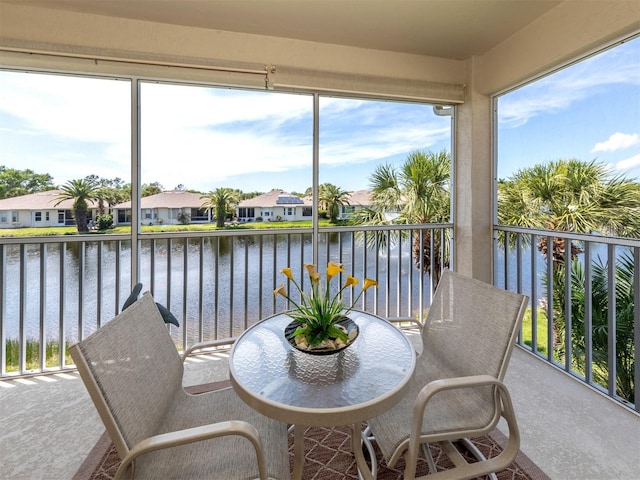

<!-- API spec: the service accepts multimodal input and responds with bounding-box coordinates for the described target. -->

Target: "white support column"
[453,57,494,283]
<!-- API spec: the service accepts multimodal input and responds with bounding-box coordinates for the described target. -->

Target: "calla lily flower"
[281,267,294,281]
[363,278,378,291]
[276,262,377,347]
[326,261,344,280]
[343,275,359,288]
[273,283,287,297]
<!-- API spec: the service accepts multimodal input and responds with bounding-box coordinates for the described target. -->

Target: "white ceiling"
[4,0,563,60]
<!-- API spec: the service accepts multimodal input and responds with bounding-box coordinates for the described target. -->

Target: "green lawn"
[0,219,345,237]
[521,306,548,356]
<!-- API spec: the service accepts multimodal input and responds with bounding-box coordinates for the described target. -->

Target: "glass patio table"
[229,310,416,480]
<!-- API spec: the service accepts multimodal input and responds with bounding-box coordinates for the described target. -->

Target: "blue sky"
[497,35,640,181]
[1,34,638,194]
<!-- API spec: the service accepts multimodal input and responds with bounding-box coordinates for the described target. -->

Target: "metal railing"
[0,224,452,378]
[494,225,639,412]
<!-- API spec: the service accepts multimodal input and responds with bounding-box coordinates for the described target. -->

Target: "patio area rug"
[73,381,550,480]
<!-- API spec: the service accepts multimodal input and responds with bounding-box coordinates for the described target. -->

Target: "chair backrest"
[69,292,184,458]
[422,270,528,381]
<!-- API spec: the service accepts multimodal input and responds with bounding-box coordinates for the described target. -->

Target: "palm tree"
[498,159,640,262]
[551,254,635,403]
[201,188,240,227]
[353,150,451,284]
[500,159,640,402]
[318,183,350,223]
[55,179,98,233]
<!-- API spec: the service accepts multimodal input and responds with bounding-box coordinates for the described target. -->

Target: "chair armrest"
[387,317,424,329]
[405,375,514,464]
[401,375,520,479]
[181,337,236,361]
[115,420,267,480]
[419,374,499,398]
[413,374,504,421]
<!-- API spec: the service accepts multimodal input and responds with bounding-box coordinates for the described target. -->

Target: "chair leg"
[362,425,376,445]
[354,424,378,480]
[422,443,438,474]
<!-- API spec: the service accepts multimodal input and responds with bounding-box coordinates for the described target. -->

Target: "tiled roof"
[347,190,372,206]
[0,189,372,211]
[114,190,206,209]
[0,190,98,210]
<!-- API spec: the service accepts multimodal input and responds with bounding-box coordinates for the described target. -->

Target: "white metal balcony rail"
[0,224,451,378]
[494,225,639,413]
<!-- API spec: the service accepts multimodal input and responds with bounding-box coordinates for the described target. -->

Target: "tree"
[201,188,240,228]
[353,150,451,284]
[318,183,350,223]
[86,175,130,214]
[0,166,55,199]
[141,182,163,197]
[551,254,635,403]
[240,191,262,200]
[500,159,640,403]
[55,179,98,233]
[498,159,640,262]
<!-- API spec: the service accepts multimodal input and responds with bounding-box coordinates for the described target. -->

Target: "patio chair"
[69,292,290,480]
[366,270,528,479]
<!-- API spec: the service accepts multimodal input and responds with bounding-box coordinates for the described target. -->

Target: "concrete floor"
[502,347,640,480]
[1,345,639,479]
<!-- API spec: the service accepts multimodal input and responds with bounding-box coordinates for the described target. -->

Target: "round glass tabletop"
[229,310,416,426]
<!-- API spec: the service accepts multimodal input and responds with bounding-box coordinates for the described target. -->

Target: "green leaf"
[328,324,348,341]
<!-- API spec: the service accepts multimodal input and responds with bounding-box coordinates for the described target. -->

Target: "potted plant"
[274,262,377,353]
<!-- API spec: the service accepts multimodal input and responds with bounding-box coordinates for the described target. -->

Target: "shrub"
[5,338,72,372]
[177,212,191,225]
[96,213,113,230]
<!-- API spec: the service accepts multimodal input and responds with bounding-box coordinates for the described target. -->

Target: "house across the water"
[113,190,210,226]
[236,190,313,222]
[0,190,99,228]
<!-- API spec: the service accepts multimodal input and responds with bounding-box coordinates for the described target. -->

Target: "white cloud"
[498,40,640,128]
[591,132,639,152]
[0,72,131,143]
[1,71,451,191]
[138,90,450,190]
[614,153,640,171]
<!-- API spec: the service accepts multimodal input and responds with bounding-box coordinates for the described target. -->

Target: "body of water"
[2,232,435,345]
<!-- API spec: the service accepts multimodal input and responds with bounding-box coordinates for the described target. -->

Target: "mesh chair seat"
[367,270,528,480]
[370,350,499,462]
[133,388,289,479]
[70,292,290,480]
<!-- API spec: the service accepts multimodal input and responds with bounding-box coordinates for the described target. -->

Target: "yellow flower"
[280,267,294,281]
[326,261,344,280]
[343,275,359,288]
[276,263,378,347]
[363,278,378,291]
[273,283,287,297]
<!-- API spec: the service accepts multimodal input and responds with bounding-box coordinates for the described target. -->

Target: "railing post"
[607,244,617,398]
[634,246,639,412]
